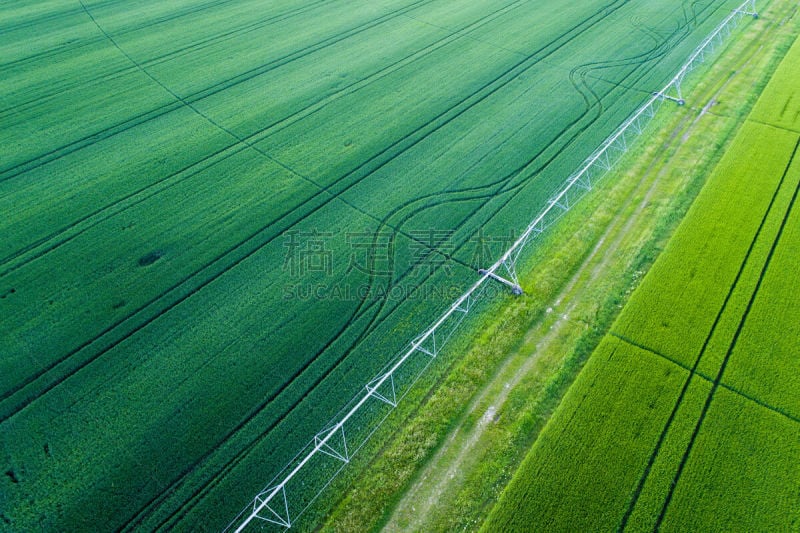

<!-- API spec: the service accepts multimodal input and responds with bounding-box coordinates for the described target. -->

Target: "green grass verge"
[480,336,709,532]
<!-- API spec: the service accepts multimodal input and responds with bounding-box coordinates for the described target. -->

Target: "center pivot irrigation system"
[226,1,758,530]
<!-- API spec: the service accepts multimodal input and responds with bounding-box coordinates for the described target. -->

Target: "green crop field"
[485,25,800,532]
[0,0,774,531]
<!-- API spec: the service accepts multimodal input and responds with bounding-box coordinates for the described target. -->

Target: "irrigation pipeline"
[226,1,759,530]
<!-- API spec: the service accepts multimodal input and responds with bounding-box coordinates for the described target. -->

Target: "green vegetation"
[2,1,792,531]
[485,18,800,532]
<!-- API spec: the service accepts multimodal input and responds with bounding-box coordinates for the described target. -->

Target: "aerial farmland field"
[485,21,800,532]
[0,0,788,531]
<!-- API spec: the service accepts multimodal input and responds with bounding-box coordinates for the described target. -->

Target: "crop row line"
[0,0,443,180]
[1,0,242,67]
[0,0,336,113]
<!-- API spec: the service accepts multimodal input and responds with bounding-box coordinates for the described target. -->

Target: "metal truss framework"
[226,2,758,530]
[655,0,758,104]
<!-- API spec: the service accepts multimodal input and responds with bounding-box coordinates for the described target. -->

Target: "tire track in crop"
[363,32,681,274]
[0,0,445,179]
[0,0,630,423]
[539,0,712,103]
[1,0,242,67]
[431,12,685,197]
[584,0,708,95]
[0,0,127,34]
[631,16,672,47]
[402,5,703,240]
[108,2,655,528]
[0,0,337,113]
[0,0,540,275]
[652,138,800,530]
[143,9,716,529]
[352,23,686,338]
[617,136,800,532]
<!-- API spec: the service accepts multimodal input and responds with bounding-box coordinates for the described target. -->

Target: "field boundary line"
[610,333,800,425]
[610,332,696,373]
[745,117,800,134]
[227,2,760,530]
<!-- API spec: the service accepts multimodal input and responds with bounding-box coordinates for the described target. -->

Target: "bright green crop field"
[485,23,800,532]
[0,0,770,530]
